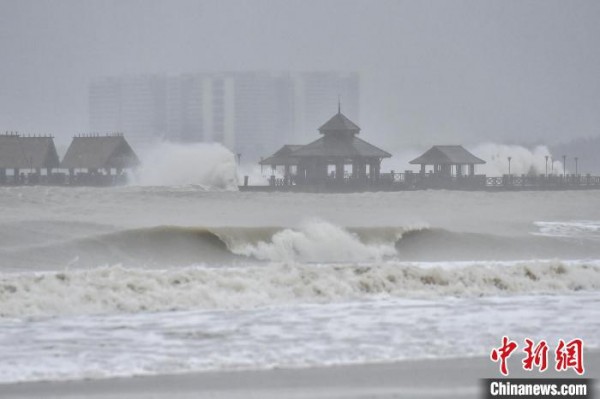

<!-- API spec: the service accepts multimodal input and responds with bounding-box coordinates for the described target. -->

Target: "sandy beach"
[1,352,597,399]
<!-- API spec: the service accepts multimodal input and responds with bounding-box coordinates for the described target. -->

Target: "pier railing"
[485,174,600,189]
[260,172,600,191]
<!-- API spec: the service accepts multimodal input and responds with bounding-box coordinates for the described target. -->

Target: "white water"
[469,143,561,176]
[534,220,600,240]
[1,260,599,318]
[2,293,599,384]
[121,140,568,189]
[133,142,238,189]
[227,220,400,263]
[386,143,564,177]
[1,187,599,384]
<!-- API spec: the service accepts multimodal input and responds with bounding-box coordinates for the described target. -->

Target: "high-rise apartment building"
[89,71,359,161]
[89,75,166,149]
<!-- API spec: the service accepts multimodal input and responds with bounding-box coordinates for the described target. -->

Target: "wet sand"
[1,352,597,399]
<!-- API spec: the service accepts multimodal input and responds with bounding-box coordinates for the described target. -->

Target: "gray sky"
[1,0,599,149]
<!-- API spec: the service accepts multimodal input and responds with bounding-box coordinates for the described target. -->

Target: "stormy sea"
[1,148,599,384]
[1,187,599,383]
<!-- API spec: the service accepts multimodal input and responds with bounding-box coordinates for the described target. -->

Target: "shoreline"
[1,352,597,399]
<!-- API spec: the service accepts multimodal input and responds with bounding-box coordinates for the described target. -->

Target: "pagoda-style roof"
[260,110,390,167]
[61,135,140,170]
[290,135,391,158]
[318,111,361,135]
[0,134,60,169]
[410,145,486,165]
[259,145,303,165]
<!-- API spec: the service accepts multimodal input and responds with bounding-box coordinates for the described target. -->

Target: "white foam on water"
[1,293,598,384]
[534,220,600,239]
[1,260,599,318]
[131,141,238,190]
[225,220,400,263]
[469,143,560,176]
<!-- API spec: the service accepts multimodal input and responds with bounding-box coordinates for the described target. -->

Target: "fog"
[1,0,599,149]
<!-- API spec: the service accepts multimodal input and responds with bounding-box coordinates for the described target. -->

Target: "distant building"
[0,133,60,184]
[291,72,359,144]
[165,71,358,161]
[90,71,359,160]
[89,75,167,150]
[260,108,390,187]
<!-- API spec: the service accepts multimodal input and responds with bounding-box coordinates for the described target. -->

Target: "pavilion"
[409,145,485,177]
[260,108,391,186]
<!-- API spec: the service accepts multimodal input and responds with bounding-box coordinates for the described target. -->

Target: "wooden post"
[284,164,290,185]
[317,159,328,182]
[336,161,344,181]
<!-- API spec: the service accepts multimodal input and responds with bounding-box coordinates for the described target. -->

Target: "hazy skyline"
[1,0,599,151]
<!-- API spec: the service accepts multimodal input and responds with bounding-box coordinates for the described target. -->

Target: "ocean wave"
[221,220,403,263]
[0,221,411,268]
[4,220,600,270]
[534,221,600,239]
[1,260,599,318]
[131,142,239,190]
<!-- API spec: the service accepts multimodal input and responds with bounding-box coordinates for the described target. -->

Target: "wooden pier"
[240,172,600,192]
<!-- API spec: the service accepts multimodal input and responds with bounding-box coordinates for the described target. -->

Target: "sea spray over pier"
[133,142,239,189]
[469,143,558,176]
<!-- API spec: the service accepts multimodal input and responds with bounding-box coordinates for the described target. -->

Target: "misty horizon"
[1,0,600,152]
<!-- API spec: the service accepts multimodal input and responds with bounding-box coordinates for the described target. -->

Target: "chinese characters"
[490,337,584,376]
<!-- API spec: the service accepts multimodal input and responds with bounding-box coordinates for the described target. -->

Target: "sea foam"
[1,260,599,318]
[132,142,238,189]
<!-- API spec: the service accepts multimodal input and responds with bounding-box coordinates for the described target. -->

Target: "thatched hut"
[60,134,139,185]
[0,134,60,184]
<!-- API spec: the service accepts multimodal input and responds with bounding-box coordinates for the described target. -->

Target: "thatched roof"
[61,135,139,170]
[0,135,60,169]
[318,112,360,135]
[291,135,391,159]
[259,145,303,165]
[409,145,486,165]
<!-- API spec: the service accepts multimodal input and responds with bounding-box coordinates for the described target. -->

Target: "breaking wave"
[1,261,599,318]
[534,221,600,240]
[223,220,401,263]
[5,220,600,270]
[132,142,238,190]
[469,143,559,176]
[0,221,409,269]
